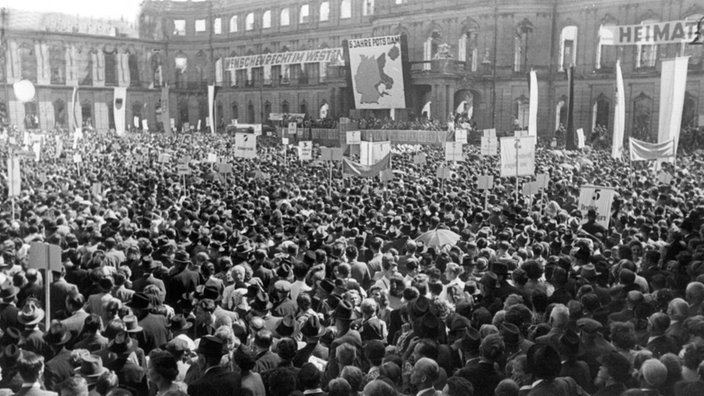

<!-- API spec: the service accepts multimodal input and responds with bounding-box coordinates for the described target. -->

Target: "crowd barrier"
[294,128,450,147]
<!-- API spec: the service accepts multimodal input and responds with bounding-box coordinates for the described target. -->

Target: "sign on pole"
[346,131,361,145]
[413,152,427,165]
[436,166,452,180]
[298,141,313,161]
[576,128,585,148]
[536,173,550,189]
[444,142,463,162]
[477,175,494,190]
[483,128,497,138]
[578,185,616,228]
[500,136,536,177]
[480,136,498,156]
[234,133,257,159]
[455,129,468,144]
[288,122,297,135]
[7,158,20,197]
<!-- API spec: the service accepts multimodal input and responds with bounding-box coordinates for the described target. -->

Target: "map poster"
[347,35,406,109]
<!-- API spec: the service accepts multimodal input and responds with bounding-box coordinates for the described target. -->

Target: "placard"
[536,173,550,189]
[133,116,140,128]
[217,162,233,174]
[320,147,344,162]
[576,128,585,149]
[73,154,82,163]
[234,133,257,159]
[444,142,463,162]
[346,131,361,145]
[380,169,394,182]
[413,153,427,165]
[176,164,191,176]
[522,181,540,196]
[480,136,498,156]
[514,130,529,138]
[578,185,616,228]
[436,167,452,179]
[282,137,289,145]
[288,122,297,135]
[455,129,467,144]
[170,118,175,129]
[477,175,494,190]
[206,153,218,163]
[483,128,496,138]
[298,141,313,161]
[658,171,673,185]
[158,153,171,163]
[360,141,391,166]
[500,136,536,178]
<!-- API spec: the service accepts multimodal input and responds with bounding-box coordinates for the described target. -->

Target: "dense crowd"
[1,126,704,396]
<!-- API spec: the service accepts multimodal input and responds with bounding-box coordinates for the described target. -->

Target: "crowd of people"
[1,124,704,396]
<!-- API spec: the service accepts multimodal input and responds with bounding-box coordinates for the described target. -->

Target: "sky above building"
[3,0,143,21]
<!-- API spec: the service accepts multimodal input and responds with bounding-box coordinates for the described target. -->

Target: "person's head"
[442,376,474,396]
[336,342,357,366]
[549,304,569,329]
[610,321,637,351]
[340,366,364,393]
[298,363,322,390]
[95,370,119,396]
[328,378,352,396]
[494,379,519,396]
[648,312,670,336]
[479,334,504,362]
[59,376,89,396]
[17,350,44,383]
[639,358,668,389]
[147,350,179,387]
[362,379,397,396]
[254,329,273,352]
[527,344,561,381]
[66,291,85,314]
[410,357,439,390]
[268,367,297,396]
[595,351,632,388]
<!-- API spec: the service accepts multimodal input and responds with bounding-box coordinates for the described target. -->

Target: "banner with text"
[600,19,700,46]
[225,48,343,70]
[360,141,391,166]
[578,185,616,228]
[234,133,257,159]
[347,35,406,109]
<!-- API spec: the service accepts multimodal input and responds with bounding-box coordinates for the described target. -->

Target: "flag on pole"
[70,85,79,131]
[612,59,625,159]
[629,138,675,161]
[342,153,391,178]
[208,85,216,134]
[565,65,576,150]
[113,87,127,135]
[658,57,689,161]
[161,84,170,133]
[528,69,538,137]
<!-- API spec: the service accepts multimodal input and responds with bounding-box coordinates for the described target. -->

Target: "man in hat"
[132,258,166,296]
[18,300,52,360]
[188,335,241,396]
[129,292,169,352]
[293,315,328,368]
[577,317,616,379]
[42,321,73,391]
[15,350,56,396]
[49,266,78,318]
[75,354,109,393]
[0,283,20,330]
[166,249,200,311]
[60,291,88,341]
[323,300,362,387]
[72,314,108,352]
[271,280,297,318]
[103,331,147,395]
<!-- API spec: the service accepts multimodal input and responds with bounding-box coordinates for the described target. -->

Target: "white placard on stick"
[346,131,361,145]
[477,175,494,190]
[578,185,616,228]
[445,142,463,162]
[480,136,498,156]
[499,136,536,178]
[455,129,467,144]
[288,122,297,135]
[298,141,313,161]
[234,133,257,159]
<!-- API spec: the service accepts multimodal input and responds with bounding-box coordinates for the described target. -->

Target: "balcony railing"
[410,60,467,74]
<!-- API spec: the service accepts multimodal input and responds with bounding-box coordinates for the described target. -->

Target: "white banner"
[445,142,463,162]
[658,57,688,160]
[288,122,297,135]
[578,185,616,228]
[612,59,625,159]
[346,131,361,145]
[577,128,585,149]
[7,158,20,197]
[142,119,149,131]
[225,48,343,70]
[500,136,536,178]
[455,129,467,144]
[360,141,391,166]
[529,70,538,137]
[113,87,127,135]
[600,20,700,46]
[208,85,216,134]
[347,35,406,109]
[234,133,257,158]
[298,141,313,161]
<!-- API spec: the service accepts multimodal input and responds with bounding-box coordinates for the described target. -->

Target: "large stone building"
[1,0,704,138]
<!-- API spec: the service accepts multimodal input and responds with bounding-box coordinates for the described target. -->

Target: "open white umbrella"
[415,229,460,247]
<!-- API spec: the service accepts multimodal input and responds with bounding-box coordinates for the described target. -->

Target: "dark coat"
[188,366,242,396]
[137,313,170,351]
[456,360,504,396]
[253,350,281,374]
[0,303,20,330]
[44,348,74,391]
[166,268,200,308]
[646,335,679,358]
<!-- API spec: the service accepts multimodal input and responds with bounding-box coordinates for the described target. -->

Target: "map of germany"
[354,45,400,104]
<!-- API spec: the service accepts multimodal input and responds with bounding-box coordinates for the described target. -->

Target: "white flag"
[612,59,625,159]
[528,70,538,137]
[658,56,689,161]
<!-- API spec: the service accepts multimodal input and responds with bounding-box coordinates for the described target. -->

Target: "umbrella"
[560,163,574,170]
[578,158,593,167]
[415,229,460,247]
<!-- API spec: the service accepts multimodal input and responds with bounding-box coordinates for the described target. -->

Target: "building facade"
[1,0,704,138]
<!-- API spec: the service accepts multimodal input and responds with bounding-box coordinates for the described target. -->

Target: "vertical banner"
[161,85,170,132]
[499,136,536,177]
[578,185,616,228]
[208,85,216,134]
[576,128,585,149]
[528,70,538,137]
[215,58,223,86]
[658,57,689,160]
[113,87,127,136]
[565,66,576,150]
[70,85,79,131]
[612,59,625,159]
[7,158,20,197]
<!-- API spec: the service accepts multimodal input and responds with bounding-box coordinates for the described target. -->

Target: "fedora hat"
[76,354,108,378]
[0,344,20,366]
[44,320,72,346]
[128,292,152,310]
[0,285,18,302]
[275,315,296,337]
[332,300,354,322]
[196,285,222,302]
[18,301,45,326]
[122,315,143,333]
[167,314,193,332]
[196,335,227,356]
[579,264,600,280]
[300,315,326,338]
[108,331,137,355]
[250,291,273,313]
[174,250,191,267]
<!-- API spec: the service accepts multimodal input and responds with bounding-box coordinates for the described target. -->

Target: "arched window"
[262,10,271,29]
[178,100,188,126]
[231,102,239,121]
[682,93,697,129]
[229,15,238,32]
[555,96,568,130]
[632,93,653,140]
[49,46,66,85]
[340,0,351,19]
[458,25,479,72]
[300,102,308,115]
[282,100,290,114]
[104,50,118,86]
[195,50,208,84]
[82,101,93,128]
[299,5,310,23]
[363,0,374,16]
[280,8,290,26]
[559,26,578,72]
[514,96,529,130]
[264,101,272,120]
[423,30,442,70]
[247,101,255,123]
[596,22,617,70]
[216,101,223,127]
[18,43,37,82]
[320,2,329,22]
[515,19,533,73]
[128,53,140,86]
[53,99,66,128]
[174,53,188,89]
[151,52,163,87]
[637,19,658,69]
[245,13,255,31]
[592,95,610,131]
